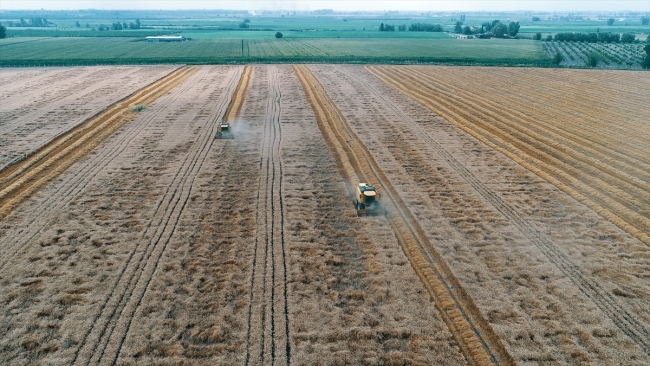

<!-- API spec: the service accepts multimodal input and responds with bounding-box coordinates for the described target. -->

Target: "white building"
[146,36,186,42]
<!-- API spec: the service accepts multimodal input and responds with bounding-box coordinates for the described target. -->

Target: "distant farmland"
[0,37,549,66]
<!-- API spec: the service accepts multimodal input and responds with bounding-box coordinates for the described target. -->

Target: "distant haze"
[2,0,650,12]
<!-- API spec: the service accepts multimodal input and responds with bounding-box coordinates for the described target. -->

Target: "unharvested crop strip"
[366,66,650,247]
[452,68,650,163]
[293,65,514,366]
[347,66,650,356]
[404,67,650,185]
[224,65,253,121]
[0,66,197,219]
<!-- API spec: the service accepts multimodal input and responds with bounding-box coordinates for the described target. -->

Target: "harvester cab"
[215,122,234,139]
[355,183,386,217]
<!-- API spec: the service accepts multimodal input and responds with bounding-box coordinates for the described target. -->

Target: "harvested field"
[0,66,178,170]
[366,66,650,247]
[0,66,198,220]
[0,65,463,365]
[294,65,511,366]
[1,64,649,366]
[309,64,649,364]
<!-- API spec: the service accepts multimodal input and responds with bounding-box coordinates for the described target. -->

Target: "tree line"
[408,23,443,32]
[378,19,519,37]
[97,19,141,31]
[378,22,445,32]
[553,32,637,43]
[3,17,50,27]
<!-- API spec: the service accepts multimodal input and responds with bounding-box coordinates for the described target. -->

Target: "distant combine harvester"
[146,35,187,42]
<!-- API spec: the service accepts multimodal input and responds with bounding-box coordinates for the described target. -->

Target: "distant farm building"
[146,36,186,42]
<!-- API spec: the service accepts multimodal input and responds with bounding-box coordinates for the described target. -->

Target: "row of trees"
[4,17,50,27]
[379,23,444,32]
[97,19,141,31]
[408,23,443,32]
[640,40,650,68]
[553,32,636,43]
[379,23,395,31]
[379,21,519,35]
[452,20,520,37]
[607,17,650,26]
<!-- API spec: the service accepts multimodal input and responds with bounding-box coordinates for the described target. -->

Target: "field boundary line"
[0,66,197,219]
[293,64,515,366]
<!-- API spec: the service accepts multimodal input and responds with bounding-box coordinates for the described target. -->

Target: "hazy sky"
[2,0,649,12]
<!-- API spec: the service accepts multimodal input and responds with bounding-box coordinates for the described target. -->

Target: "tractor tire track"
[293,65,514,366]
[245,66,291,366]
[0,67,196,271]
[366,66,650,355]
[66,66,245,365]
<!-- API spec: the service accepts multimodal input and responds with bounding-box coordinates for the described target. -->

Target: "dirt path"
[243,65,291,365]
[294,65,513,366]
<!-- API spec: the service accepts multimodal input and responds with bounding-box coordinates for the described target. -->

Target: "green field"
[0,37,549,66]
[1,10,648,68]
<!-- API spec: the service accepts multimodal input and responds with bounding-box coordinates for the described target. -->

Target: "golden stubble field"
[0,64,648,366]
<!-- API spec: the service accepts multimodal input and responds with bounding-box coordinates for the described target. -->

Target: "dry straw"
[293,64,515,366]
[366,65,650,247]
[0,67,198,219]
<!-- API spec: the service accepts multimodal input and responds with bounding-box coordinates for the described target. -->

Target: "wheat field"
[1,65,648,365]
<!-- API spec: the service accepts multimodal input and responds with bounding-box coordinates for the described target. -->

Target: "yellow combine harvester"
[355,183,386,217]
[215,121,234,139]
